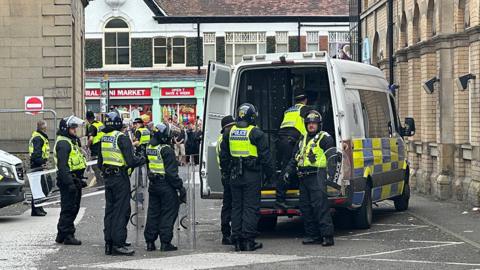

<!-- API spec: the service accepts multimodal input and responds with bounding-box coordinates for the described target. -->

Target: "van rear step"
[260,208,301,216]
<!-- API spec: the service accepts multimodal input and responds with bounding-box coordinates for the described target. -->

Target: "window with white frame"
[306,31,319,52]
[225,32,267,65]
[203,32,216,65]
[328,31,351,57]
[153,37,167,65]
[104,18,130,65]
[275,31,288,53]
[172,37,186,65]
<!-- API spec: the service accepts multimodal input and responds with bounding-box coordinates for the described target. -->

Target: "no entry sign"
[25,96,44,112]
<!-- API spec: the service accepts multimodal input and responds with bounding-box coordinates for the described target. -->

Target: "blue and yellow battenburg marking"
[351,181,405,206]
[352,137,406,179]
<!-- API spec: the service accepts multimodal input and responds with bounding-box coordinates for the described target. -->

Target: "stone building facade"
[0,0,89,152]
[356,0,480,206]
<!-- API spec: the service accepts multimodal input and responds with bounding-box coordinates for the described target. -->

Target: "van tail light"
[341,140,353,182]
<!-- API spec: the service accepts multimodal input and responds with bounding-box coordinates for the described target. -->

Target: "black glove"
[81,180,88,188]
[138,156,146,166]
[178,187,187,204]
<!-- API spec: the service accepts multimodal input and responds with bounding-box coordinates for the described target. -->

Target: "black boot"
[322,236,334,247]
[55,234,64,244]
[160,242,178,252]
[222,236,233,245]
[31,206,47,217]
[105,243,113,255]
[146,242,156,251]
[234,239,244,252]
[302,237,322,245]
[244,239,263,251]
[124,242,132,247]
[112,246,135,256]
[63,235,82,245]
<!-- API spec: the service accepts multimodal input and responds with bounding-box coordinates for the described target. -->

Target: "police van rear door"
[201,62,233,199]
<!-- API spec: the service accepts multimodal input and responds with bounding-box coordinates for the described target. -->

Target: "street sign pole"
[100,74,109,113]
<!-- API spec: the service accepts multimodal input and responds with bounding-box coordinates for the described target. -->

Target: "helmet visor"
[64,115,84,128]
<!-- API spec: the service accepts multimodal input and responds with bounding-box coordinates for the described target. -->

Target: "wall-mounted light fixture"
[422,77,439,94]
[456,73,476,91]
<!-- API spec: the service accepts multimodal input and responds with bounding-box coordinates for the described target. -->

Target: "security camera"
[389,84,399,95]
[456,73,476,91]
[422,77,439,94]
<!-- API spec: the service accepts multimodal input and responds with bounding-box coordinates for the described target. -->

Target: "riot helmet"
[304,110,323,135]
[104,109,123,131]
[237,103,258,125]
[153,123,171,144]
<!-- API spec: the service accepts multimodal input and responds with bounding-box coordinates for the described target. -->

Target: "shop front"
[84,80,205,125]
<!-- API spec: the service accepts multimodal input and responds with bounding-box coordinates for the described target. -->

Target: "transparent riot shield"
[130,164,149,246]
[320,147,350,197]
[174,155,197,250]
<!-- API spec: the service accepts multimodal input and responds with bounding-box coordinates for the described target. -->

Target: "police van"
[201,52,416,230]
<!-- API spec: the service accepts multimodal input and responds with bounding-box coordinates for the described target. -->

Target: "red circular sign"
[25,97,44,111]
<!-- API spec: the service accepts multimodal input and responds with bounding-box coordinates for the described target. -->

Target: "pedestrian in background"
[174,124,186,166]
[28,120,50,216]
[86,111,105,186]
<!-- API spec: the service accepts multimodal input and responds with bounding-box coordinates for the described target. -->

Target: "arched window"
[372,32,380,67]
[427,0,435,37]
[457,0,470,32]
[412,3,420,43]
[400,12,408,48]
[104,18,130,65]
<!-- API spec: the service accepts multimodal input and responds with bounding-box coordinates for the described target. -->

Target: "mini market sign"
[86,88,151,99]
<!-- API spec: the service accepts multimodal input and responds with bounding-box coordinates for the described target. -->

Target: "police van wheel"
[258,216,277,232]
[353,184,372,229]
[394,182,410,212]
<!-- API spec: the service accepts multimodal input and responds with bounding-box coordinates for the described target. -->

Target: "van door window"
[389,95,400,134]
[352,89,392,138]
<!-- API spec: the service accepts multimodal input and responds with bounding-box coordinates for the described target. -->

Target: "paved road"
[1,176,479,269]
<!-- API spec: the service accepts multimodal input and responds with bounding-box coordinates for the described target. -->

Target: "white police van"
[201,52,415,230]
[0,150,25,208]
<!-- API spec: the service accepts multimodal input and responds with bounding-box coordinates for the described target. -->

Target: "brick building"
[0,0,90,152]
[84,0,349,125]
[352,0,480,206]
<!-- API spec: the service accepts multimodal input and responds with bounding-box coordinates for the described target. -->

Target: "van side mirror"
[402,117,415,137]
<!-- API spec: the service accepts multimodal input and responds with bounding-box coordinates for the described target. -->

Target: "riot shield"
[130,164,149,246]
[319,147,350,197]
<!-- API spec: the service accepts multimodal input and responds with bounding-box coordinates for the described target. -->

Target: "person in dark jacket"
[54,115,87,246]
[217,115,235,245]
[284,110,335,246]
[220,103,276,251]
[99,110,145,256]
[144,123,186,252]
[29,120,50,216]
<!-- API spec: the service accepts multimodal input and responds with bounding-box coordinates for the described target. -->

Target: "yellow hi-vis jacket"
[229,125,258,158]
[29,131,50,160]
[296,132,327,168]
[146,144,167,175]
[101,130,126,167]
[280,104,307,136]
[54,136,86,171]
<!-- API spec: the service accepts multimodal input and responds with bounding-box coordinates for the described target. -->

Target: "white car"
[0,150,25,208]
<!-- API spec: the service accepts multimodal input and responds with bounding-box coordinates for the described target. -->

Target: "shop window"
[203,33,216,65]
[172,37,186,65]
[153,37,167,65]
[225,32,267,65]
[104,18,130,66]
[307,31,319,52]
[275,32,288,53]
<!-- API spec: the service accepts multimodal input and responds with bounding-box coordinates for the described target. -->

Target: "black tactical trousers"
[144,178,179,244]
[104,173,131,247]
[299,170,334,238]
[276,135,298,202]
[230,169,261,241]
[57,178,82,237]
[221,176,232,238]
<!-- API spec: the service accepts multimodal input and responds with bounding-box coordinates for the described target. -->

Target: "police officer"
[99,110,145,256]
[29,120,50,216]
[276,92,311,209]
[217,115,235,245]
[220,104,275,251]
[284,110,334,246]
[86,111,105,186]
[144,123,186,252]
[54,115,87,245]
[133,118,151,156]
